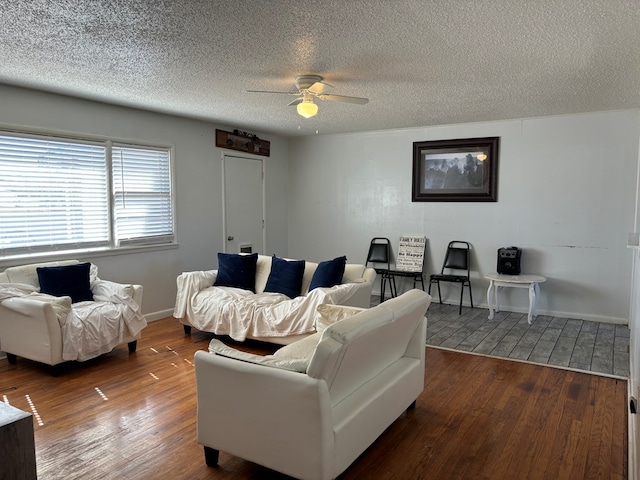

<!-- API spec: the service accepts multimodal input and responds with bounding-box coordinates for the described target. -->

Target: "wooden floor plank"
[0,318,627,480]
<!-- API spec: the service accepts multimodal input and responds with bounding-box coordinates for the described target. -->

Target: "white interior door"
[222,153,265,254]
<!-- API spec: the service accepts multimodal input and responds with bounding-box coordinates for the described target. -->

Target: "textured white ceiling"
[1,0,640,137]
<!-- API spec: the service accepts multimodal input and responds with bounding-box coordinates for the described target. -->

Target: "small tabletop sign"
[396,236,426,272]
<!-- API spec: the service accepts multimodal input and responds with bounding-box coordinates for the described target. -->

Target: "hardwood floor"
[0,317,627,479]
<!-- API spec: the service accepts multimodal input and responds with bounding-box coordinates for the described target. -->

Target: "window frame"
[0,129,177,264]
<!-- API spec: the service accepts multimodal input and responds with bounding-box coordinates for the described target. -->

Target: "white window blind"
[0,132,174,258]
[0,134,109,254]
[112,145,174,246]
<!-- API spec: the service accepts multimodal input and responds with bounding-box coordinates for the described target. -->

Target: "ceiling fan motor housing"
[295,75,323,91]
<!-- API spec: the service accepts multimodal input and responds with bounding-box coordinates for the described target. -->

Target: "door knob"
[227,235,234,241]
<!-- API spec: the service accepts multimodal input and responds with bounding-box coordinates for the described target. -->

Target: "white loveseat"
[194,289,431,480]
[174,254,376,344]
[0,260,145,371]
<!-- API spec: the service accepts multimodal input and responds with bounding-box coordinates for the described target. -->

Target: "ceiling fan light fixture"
[297,98,318,118]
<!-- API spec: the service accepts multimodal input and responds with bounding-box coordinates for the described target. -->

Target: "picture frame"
[412,137,500,202]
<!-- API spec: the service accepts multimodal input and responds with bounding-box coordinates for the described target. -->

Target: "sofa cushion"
[273,331,322,362]
[264,256,305,298]
[300,261,319,295]
[315,304,367,332]
[214,253,258,292]
[37,262,94,303]
[4,259,79,288]
[309,256,347,291]
[254,255,273,293]
[208,339,308,373]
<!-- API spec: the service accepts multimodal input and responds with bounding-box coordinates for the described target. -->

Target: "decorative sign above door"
[216,129,271,157]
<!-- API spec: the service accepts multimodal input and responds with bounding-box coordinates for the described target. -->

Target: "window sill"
[0,243,179,269]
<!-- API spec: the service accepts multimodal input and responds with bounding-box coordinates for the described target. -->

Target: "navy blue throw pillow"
[37,262,94,303]
[264,256,306,298]
[309,256,347,291]
[214,253,258,292]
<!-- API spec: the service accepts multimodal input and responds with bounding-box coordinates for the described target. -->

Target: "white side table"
[485,273,547,324]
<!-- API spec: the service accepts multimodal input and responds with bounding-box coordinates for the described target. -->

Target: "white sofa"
[0,260,145,371]
[174,254,376,344]
[194,289,431,480]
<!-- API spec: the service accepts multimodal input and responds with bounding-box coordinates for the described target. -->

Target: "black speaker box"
[497,247,522,275]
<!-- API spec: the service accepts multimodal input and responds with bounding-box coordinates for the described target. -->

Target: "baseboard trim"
[144,308,175,322]
[374,289,628,325]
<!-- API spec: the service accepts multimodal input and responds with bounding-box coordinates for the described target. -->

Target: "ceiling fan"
[247,75,369,118]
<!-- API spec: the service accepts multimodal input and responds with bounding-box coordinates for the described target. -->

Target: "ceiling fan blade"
[307,81,333,95]
[246,90,299,95]
[317,93,369,105]
[287,97,303,106]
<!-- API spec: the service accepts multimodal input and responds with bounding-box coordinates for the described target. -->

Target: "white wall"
[0,84,289,319]
[288,111,640,323]
[3,82,638,324]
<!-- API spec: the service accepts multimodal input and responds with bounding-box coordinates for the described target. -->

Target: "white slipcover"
[0,260,145,366]
[195,289,431,480]
[174,254,376,344]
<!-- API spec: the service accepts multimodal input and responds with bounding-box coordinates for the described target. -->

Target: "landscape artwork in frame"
[412,137,500,202]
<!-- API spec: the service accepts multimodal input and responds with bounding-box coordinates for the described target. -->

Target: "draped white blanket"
[0,282,38,301]
[174,271,361,341]
[0,280,147,361]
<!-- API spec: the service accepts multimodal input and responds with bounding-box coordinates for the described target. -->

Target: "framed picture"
[412,137,500,202]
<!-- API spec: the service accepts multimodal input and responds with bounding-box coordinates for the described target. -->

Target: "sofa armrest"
[405,316,427,361]
[1,296,52,316]
[130,284,143,308]
[194,350,334,477]
[174,270,217,318]
[340,268,377,308]
[1,294,72,323]
[361,267,377,285]
[0,298,65,365]
[92,279,143,307]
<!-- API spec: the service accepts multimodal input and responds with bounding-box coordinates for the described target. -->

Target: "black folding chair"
[365,237,397,302]
[428,241,473,314]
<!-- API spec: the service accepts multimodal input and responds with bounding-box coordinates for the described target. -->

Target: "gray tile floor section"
[373,296,630,378]
[427,302,630,378]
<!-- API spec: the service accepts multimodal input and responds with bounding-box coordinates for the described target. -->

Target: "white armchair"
[0,260,145,373]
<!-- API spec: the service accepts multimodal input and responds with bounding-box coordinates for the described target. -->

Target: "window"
[112,145,173,246]
[0,132,174,258]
